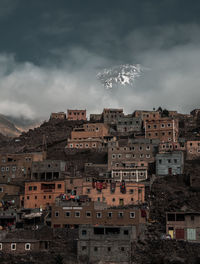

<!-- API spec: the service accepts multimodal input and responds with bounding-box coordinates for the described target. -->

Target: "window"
[0,187,3,192]
[49,195,51,199]
[87,188,91,194]
[147,125,151,129]
[118,154,122,158]
[11,243,16,251]
[146,146,150,150]
[96,212,102,218]
[130,212,135,218]
[82,230,87,236]
[168,159,171,163]
[27,196,29,200]
[70,144,73,148]
[94,247,98,252]
[86,211,91,218]
[35,196,37,200]
[57,184,62,189]
[154,125,157,129]
[140,154,144,158]
[75,211,80,218]
[65,212,71,217]
[44,195,46,199]
[25,243,31,250]
[33,186,37,190]
[1,167,5,172]
[82,246,87,251]
[121,247,125,251]
[112,198,115,202]
[97,197,101,202]
[118,212,124,218]
[12,166,16,171]
[29,186,32,191]
[168,123,171,127]
[55,211,59,217]
[112,154,116,159]
[146,154,150,158]
[129,189,134,194]
[174,159,177,164]
[139,146,143,151]
[107,247,111,252]
[124,230,129,235]
[85,144,89,148]
[161,124,165,128]
[107,212,112,218]
[0,243,2,250]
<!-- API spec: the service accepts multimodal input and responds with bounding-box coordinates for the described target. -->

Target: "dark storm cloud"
[0,0,200,119]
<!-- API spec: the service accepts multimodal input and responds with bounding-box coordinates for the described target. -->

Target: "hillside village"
[0,107,200,264]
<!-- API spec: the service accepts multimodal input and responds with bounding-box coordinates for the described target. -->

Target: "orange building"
[159,141,185,153]
[186,140,200,160]
[145,118,179,142]
[134,110,161,123]
[67,109,86,121]
[67,123,109,149]
[82,181,145,206]
[0,152,46,183]
[22,180,65,209]
[50,112,66,120]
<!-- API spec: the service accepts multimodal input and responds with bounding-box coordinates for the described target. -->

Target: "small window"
[121,247,125,251]
[0,187,3,192]
[35,196,37,200]
[25,243,31,251]
[87,188,91,194]
[57,184,62,189]
[33,186,37,190]
[174,159,177,163]
[43,195,46,199]
[82,230,87,236]
[11,243,16,251]
[129,189,134,194]
[75,211,80,218]
[96,212,102,218]
[112,198,115,202]
[168,159,171,163]
[130,212,135,218]
[107,212,112,218]
[55,211,59,217]
[94,247,98,252]
[86,211,91,218]
[65,211,71,217]
[124,230,129,235]
[107,247,111,252]
[27,196,29,200]
[118,212,124,218]
[82,246,87,251]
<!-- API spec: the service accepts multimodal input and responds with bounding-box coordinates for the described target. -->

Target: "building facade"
[156,152,184,176]
[67,109,86,121]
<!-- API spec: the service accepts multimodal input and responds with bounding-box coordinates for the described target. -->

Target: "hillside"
[0,114,21,137]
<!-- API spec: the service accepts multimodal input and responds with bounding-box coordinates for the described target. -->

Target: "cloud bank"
[0,22,200,119]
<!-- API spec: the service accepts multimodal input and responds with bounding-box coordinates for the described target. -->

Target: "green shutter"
[187,228,196,241]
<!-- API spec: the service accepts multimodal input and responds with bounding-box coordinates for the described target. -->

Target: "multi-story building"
[66,123,109,149]
[82,181,145,206]
[31,160,67,181]
[0,183,22,200]
[67,109,86,121]
[108,138,159,171]
[103,108,124,124]
[166,212,200,242]
[22,180,66,209]
[145,117,179,142]
[134,110,161,124]
[186,140,200,160]
[0,152,46,183]
[51,200,148,229]
[50,112,66,120]
[78,225,137,263]
[159,140,185,153]
[116,115,142,133]
[156,151,184,176]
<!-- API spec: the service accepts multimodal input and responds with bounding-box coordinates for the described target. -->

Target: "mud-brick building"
[50,112,66,120]
[0,152,46,183]
[22,180,66,209]
[67,109,87,121]
[82,181,145,206]
[156,151,184,176]
[145,117,179,142]
[108,138,159,170]
[103,108,124,124]
[116,115,142,133]
[78,225,137,263]
[66,123,109,149]
[0,183,22,200]
[31,160,67,181]
[51,200,148,231]
[134,110,161,124]
[166,212,200,242]
[0,239,49,254]
[186,140,200,160]
[159,139,185,153]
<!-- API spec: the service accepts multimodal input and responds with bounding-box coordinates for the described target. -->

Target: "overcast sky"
[0,0,200,119]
